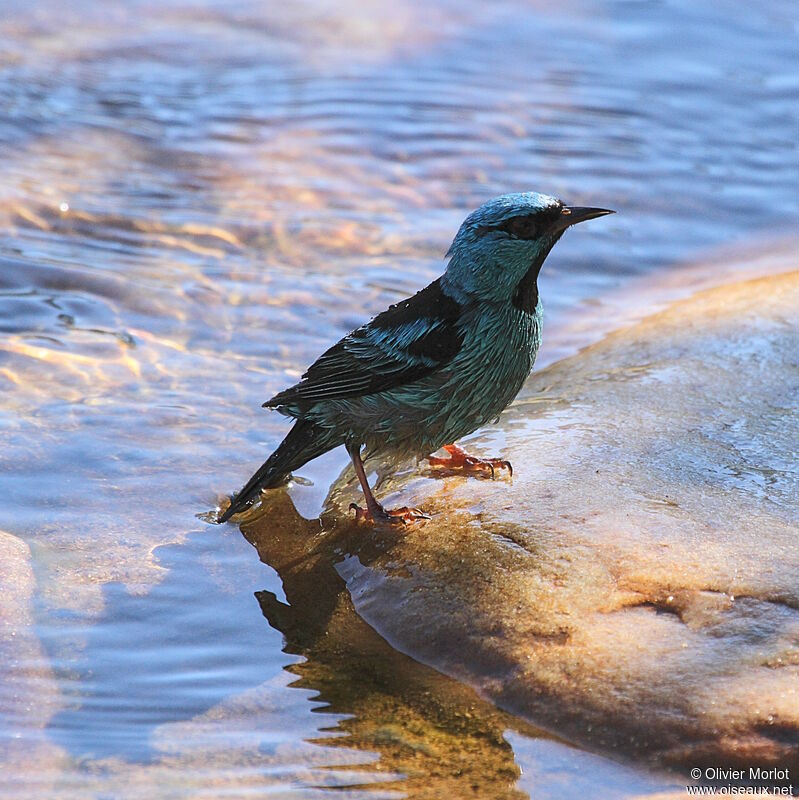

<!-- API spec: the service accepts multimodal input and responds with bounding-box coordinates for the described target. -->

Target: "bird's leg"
[428,443,513,479]
[346,443,429,524]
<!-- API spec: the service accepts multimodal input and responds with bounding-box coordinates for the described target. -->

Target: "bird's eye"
[500,215,538,239]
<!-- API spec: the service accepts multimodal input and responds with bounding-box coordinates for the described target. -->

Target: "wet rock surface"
[0,531,66,795]
[246,271,799,778]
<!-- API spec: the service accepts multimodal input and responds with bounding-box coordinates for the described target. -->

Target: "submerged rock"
[0,531,66,795]
[247,271,799,779]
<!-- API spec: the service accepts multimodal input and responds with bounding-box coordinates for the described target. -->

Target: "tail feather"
[218,419,339,523]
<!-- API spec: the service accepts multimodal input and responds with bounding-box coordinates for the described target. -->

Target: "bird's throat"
[511,233,561,314]
[512,265,539,314]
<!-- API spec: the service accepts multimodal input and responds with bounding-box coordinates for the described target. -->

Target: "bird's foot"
[349,502,430,525]
[428,443,513,479]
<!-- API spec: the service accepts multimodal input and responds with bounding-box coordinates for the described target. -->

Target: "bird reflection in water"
[241,491,552,800]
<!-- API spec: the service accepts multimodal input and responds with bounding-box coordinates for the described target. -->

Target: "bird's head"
[442,192,614,306]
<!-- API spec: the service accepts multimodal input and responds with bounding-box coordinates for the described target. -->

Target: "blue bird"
[219,192,613,523]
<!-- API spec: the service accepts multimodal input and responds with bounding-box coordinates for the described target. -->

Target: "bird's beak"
[555,205,615,232]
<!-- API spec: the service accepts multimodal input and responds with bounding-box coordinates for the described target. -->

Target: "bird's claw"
[428,444,513,480]
[349,502,430,524]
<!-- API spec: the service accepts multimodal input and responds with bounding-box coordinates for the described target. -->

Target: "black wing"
[264,279,464,409]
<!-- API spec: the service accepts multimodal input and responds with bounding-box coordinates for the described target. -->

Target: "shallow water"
[1,0,798,796]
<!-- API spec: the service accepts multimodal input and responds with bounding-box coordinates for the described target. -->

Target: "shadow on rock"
[240,492,553,800]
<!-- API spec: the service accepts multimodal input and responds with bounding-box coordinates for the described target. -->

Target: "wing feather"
[264,279,464,409]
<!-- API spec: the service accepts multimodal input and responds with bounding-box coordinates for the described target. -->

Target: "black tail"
[218,419,339,523]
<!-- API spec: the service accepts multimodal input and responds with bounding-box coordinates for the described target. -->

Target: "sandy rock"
[247,271,799,780]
